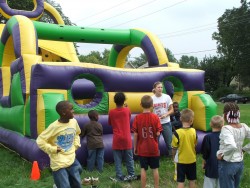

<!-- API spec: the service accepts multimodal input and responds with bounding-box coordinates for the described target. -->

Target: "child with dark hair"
[171,101,182,131]
[108,92,136,181]
[171,102,182,181]
[201,115,224,188]
[37,101,82,188]
[81,110,104,172]
[132,95,162,188]
[217,102,250,188]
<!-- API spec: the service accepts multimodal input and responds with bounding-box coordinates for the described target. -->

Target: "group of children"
[36,82,250,188]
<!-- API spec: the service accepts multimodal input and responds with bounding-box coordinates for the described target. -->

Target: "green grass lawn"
[0,103,249,188]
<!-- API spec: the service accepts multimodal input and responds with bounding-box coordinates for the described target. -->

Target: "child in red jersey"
[132,95,163,188]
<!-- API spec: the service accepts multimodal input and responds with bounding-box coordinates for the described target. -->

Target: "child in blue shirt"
[201,115,224,188]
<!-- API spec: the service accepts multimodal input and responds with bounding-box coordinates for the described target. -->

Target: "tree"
[0,0,78,53]
[199,56,224,92]
[41,0,74,25]
[165,48,177,62]
[178,55,199,69]
[78,50,110,65]
[0,0,73,25]
[128,48,177,68]
[128,53,147,68]
[212,0,250,87]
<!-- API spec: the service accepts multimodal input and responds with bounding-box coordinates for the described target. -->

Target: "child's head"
[180,108,194,124]
[152,81,163,94]
[223,102,240,124]
[210,115,224,130]
[114,92,126,106]
[88,110,99,121]
[173,101,179,111]
[141,95,153,109]
[56,101,74,119]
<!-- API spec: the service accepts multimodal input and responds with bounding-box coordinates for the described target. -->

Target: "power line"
[157,15,250,37]
[110,0,187,28]
[173,49,217,56]
[173,42,250,56]
[75,0,130,23]
[88,0,158,26]
[157,22,217,36]
[160,26,216,39]
[74,0,248,40]
[157,17,250,39]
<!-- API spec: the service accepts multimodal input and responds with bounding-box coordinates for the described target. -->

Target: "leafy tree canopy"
[212,0,250,87]
[0,0,73,25]
[165,48,177,62]
[178,55,199,69]
[78,49,110,66]
[127,48,177,68]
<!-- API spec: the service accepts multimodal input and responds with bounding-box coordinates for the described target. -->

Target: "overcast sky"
[54,0,242,61]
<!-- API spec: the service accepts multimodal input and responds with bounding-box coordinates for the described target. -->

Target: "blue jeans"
[87,148,104,172]
[113,149,135,180]
[52,159,82,188]
[218,160,243,188]
[161,122,172,155]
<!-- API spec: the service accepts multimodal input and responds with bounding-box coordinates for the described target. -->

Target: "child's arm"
[172,147,177,161]
[133,132,138,155]
[242,124,250,154]
[202,159,206,169]
[74,122,81,150]
[201,135,210,160]
[171,132,179,160]
[155,116,163,138]
[36,127,58,154]
[80,125,86,137]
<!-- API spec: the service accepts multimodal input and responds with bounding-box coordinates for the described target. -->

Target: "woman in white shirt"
[152,81,174,156]
[217,102,250,188]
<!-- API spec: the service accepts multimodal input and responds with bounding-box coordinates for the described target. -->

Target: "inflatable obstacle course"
[0,0,216,169]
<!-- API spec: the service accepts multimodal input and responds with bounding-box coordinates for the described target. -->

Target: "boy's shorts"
[139,156,159,170]
[177,162,196,182]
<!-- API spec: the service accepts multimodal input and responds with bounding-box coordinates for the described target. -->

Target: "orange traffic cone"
[30,161,40,181]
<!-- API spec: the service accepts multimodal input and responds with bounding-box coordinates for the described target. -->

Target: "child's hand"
[217,153,223,160]
[202,163,205,170]
[160,114,168,119]
[134,148,137,155]
[156,132,160,137]
[57,146,62,153]
[202,160,206,169]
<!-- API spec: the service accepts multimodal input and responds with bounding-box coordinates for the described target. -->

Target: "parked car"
[219,94,249,104]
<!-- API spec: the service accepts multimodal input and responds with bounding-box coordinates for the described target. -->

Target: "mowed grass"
[0,103,250,188]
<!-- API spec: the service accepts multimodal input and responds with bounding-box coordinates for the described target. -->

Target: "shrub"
[213,87,234,99]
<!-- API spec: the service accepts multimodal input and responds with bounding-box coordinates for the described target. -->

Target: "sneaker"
[109,176,118,182]
[91,177,99,185]
[82,177,91,185]
[124,175,140,181]
[130,175,140,180]
[123,175,132,181]
[110,176,124,182]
